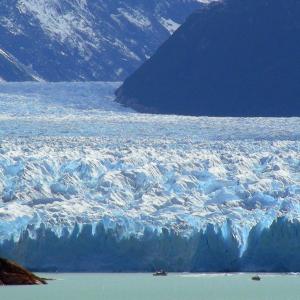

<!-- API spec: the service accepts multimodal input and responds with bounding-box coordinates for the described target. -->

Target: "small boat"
[252,275,261,281]
[153,270,168,276]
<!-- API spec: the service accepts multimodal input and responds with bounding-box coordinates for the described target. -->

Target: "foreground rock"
[116,0,300,116]
[0,258,46,285]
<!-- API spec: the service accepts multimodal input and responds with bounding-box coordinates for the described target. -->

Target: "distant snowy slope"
[0,0,201,81]
[0,48,41,81]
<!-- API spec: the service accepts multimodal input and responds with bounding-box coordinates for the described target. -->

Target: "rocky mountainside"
[0,257,46,285]
[0,0,201,81]
[116,0,300,116]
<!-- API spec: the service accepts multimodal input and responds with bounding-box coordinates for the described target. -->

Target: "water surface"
[1,273,300,300]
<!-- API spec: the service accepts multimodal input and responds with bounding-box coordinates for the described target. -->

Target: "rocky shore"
[0,258,47,285]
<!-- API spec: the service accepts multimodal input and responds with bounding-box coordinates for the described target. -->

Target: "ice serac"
[116,0,300,116]
[191,222,240,272]
[0,0,201,81]
[241,218,300,272]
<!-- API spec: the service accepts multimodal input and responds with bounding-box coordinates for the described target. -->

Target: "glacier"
[0,82,300,271]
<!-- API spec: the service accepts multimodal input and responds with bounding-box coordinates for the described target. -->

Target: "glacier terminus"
[0,82,300,272]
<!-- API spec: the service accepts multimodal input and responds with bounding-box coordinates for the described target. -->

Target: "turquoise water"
[1,273,300,300]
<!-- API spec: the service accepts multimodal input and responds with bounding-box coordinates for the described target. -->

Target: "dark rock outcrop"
[0,257,46,285]
[116,0,300,116]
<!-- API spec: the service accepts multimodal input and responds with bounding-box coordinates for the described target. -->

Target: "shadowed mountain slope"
[116,0,300,116]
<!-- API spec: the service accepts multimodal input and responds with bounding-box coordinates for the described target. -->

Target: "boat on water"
[153,270,168,276]
[252,275,261,281]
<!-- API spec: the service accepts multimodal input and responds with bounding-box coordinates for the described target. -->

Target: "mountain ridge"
[116,0,300,116]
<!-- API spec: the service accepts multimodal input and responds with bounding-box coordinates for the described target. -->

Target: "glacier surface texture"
[0,82,300,271]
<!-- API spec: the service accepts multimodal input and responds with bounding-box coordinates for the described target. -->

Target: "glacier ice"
[0,82,300,258]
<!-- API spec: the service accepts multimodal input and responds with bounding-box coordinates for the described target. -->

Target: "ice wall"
[2,217,300,272]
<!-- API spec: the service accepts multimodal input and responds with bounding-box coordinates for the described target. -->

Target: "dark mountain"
[116,0,300,117]
[0,0,201,82]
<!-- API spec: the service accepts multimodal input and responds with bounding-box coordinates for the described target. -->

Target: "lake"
[1,273,300,300]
